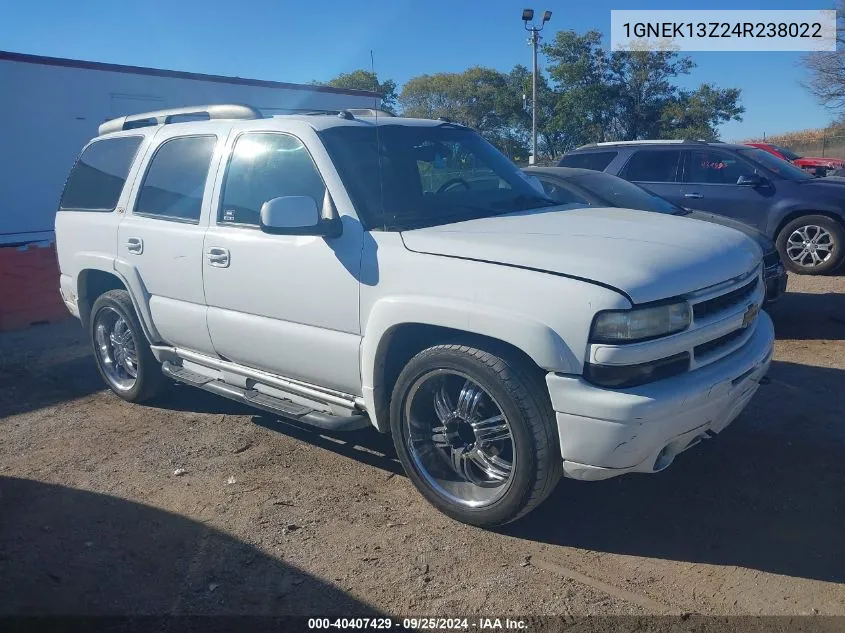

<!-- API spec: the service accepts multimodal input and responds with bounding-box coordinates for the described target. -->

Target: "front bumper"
[546,311,774,481]
[763,263,787,303]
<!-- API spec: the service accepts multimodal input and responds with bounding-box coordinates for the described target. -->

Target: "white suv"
[55,104,774,526]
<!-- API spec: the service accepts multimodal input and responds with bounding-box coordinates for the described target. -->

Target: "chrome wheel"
[403,370,515,508]
[93,306,139,391]
[786,224,834,268]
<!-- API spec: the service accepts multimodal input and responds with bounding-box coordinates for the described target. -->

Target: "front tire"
[776,215,844,274]
[390,344,561,527]
[89,289,165,402]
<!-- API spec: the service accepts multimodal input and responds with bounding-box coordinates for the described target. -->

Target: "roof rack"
[98,104,261,136]
[577,139,710,149]
[290,108,395,118]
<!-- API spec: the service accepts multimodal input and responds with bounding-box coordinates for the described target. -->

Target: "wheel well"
[774,210,845,242]
[78,269,126,328]
[372,323,545,433]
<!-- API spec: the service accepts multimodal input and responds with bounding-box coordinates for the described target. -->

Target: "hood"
[401,207,762,304]
[682,209,774,253]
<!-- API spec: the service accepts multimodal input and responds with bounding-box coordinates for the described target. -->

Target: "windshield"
[318,124,555,229]
[737,148,813,181]
[568,171,685,214]
[770,144,801,161]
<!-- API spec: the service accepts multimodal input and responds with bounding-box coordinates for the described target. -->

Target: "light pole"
[522,8,551,165]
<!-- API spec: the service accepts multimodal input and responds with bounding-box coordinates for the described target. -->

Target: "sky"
[0,0,837,141]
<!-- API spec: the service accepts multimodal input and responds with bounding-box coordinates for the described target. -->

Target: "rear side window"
[59,137,143,211]
[622,150,682,182]
[135,136,217,223]
[559,152,617,171]
[220,133,326,226]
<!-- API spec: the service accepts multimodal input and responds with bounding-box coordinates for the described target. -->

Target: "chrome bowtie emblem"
[742,303,759,328]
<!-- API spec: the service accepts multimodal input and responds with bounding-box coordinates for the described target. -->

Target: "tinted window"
[737,148,812,181]
[537,179,590,206]
[559,152,617,171]
[220,133,326,226]
[318,125,553,230]
[569,172,682,214]
[683,150,754,185]
[770,144,801,161]
[135,136,217,222]
[622,150,682,182]
[60,137,143,211]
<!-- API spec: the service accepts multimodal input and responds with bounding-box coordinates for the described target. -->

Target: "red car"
[747,142,845,176]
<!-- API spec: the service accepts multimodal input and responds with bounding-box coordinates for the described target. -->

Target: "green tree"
[322,70,398,113]
[659,84,745,140]
[544,29,743,143]
[607,49,694,140]
[543,30,618,145]
[399,67,527,155]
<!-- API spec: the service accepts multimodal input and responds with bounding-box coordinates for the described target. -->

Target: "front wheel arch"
[370,323,552,434]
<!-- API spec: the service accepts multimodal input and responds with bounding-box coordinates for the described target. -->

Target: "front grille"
[694,328,746,359]
[693,277,759,321]
[763,251,781,269]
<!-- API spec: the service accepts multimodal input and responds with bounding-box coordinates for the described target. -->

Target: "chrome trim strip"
[175,348,360,410]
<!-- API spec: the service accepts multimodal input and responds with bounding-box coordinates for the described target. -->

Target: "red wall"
[0,242,70,331]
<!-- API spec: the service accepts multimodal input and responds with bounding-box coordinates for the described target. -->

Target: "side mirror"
[737,174,765,187]
[259,196,342,238]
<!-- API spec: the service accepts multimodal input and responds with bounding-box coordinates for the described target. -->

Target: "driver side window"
[220,132,326,226]
[684,150,754,185]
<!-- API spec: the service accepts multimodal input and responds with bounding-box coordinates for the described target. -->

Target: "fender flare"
[360,295,579,431]
[74,253,161,344]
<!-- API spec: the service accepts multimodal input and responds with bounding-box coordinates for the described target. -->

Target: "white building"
[0,50,379,245]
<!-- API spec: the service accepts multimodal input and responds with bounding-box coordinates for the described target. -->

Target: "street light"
[523,8,551,165]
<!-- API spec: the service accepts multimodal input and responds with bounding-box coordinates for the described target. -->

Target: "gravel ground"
[1,273,843,619]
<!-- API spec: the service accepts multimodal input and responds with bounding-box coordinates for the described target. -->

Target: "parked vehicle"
[746,142,845,178]
[523,166,787,303]
[56,106,774,526]
[560,140,845,274]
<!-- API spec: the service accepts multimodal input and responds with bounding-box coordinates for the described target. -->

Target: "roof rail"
[345,108,395,117]
[98,104,261,136]
[577,139,710,149]
[290,108,395,118]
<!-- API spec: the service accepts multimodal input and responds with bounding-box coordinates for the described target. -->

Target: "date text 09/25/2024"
[307,618,528,630]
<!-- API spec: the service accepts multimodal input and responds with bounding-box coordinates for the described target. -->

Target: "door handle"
[126,237,143,254]
[206,247,230,268]
[684,193,703,199]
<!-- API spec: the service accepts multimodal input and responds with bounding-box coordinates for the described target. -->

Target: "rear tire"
[776,215,844,274]
[390,344,561,527]
[89,289,165,402]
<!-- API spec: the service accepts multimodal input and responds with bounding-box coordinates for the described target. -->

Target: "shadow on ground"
[768,290,845,340]
[0,477,383,616]
[502,360,845,585]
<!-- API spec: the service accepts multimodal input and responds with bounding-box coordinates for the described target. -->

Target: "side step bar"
[162,362,370,432]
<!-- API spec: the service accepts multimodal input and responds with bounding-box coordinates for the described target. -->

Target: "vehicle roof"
[95,112,458,141]
[269,113,454,130]
[524,166,605,179]
[571,141,750,152]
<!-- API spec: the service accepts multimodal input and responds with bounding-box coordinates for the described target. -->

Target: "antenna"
[371,49,386,230]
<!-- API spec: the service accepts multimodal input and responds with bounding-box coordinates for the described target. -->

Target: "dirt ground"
[1,273,843,619]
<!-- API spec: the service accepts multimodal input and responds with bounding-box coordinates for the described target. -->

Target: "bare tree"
[803,2,845,109]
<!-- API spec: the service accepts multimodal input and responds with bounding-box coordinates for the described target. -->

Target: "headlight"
[591,301,691,343]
